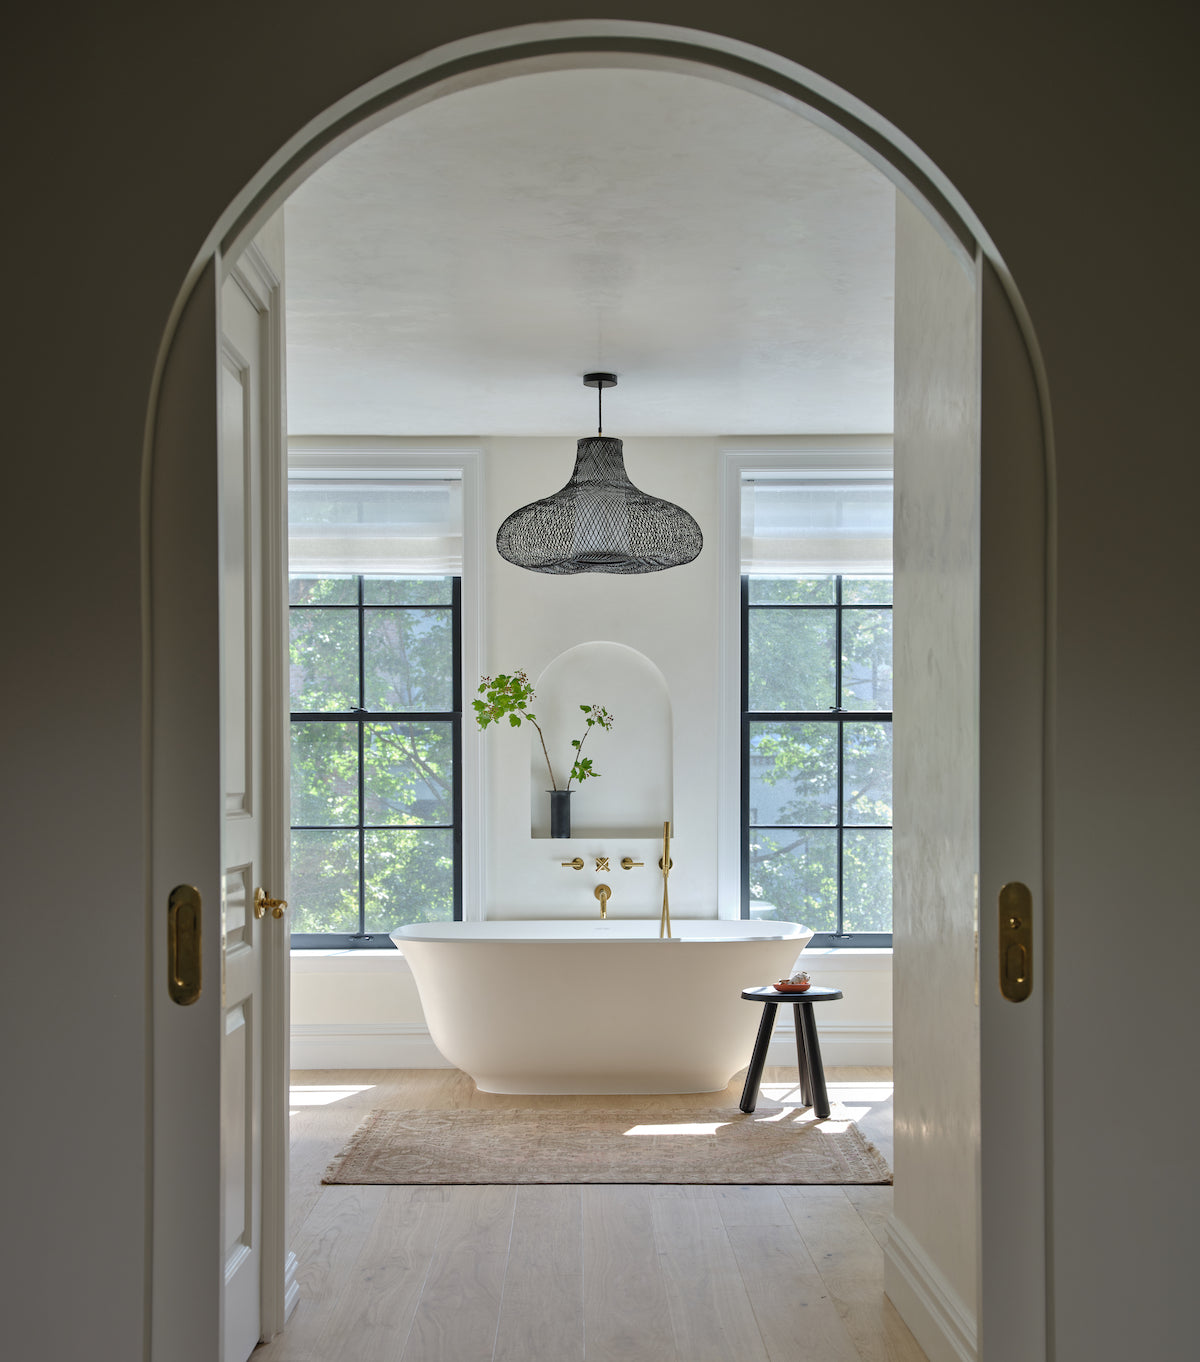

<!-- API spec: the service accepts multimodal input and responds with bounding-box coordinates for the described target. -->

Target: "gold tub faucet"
[659,820,673,939]
[595,884,611,920]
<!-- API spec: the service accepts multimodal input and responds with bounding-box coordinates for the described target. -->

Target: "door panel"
[218,242,290,1361]
[890,196,1048,1362]
[978,256,1048,1361]
[890,193,986,1353]
[220,354,252,817]
[222,1001,251,1271]
[149,236,289,1362]
[219,267,266,1362]
[150,260,224,1362]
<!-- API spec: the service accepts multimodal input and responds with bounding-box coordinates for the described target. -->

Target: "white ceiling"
[283,68,895,437]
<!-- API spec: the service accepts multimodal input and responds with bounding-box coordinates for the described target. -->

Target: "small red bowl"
[773,979,811,993]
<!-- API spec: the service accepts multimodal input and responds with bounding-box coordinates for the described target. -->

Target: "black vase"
[548,789,572,839]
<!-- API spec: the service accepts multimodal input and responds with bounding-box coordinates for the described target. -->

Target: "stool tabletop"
[742,984,843,1002]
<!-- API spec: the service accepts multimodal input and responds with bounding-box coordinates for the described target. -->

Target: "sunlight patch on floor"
[289,1083,375,1110]
[621,1102,871,1137]
[761,1080,892,1105]
[624,1121,729,1136]
[828,1080,894,1100]
[753,1104,870,1126]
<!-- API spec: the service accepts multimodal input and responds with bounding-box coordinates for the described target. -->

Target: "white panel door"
[150,236,289,1362]
[218,241,290,1362]
[977,257,1048,1361]
[150,259,225,1362]
[891,198,1049,1361]
[219,269,265,1362]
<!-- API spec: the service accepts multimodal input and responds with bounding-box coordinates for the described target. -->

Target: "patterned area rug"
[322,1106,892,1185]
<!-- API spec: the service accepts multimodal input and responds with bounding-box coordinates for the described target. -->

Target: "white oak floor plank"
[782,1187,926,1362]
[400,1185,516,1362]
[581,1185,680,1362]
[308,1186,449,1362]
[843,1185,894,1250]
[652,1187,772,1362]
[493,1184,585,1362]
[253,1185,387,1361]
[286,1106,358,1242]
[710,1184,793,1229]
[260,1067,919,1362]
[722,1193,864,1362]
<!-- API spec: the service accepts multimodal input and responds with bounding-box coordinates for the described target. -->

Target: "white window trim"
[717,437,893,919]
[288,436,488,921]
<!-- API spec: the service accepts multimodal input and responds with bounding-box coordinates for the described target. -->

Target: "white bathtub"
[390,918,813,1094]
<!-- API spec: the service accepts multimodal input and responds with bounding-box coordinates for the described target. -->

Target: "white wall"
[292,434,893,1068]
[485,436,723,918]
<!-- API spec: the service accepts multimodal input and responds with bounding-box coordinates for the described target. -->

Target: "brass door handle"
[254,887,288,920]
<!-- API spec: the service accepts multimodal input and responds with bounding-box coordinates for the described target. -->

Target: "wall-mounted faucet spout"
[659,821,673,939]
[594,884,611,920]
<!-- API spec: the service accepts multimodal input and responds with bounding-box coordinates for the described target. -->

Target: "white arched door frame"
[145,20,1053,1362]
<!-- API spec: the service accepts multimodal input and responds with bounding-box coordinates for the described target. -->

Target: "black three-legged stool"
[739,985,843,1119]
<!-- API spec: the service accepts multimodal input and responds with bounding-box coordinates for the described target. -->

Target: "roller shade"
[741,477,892,575]
[288,478,463,575]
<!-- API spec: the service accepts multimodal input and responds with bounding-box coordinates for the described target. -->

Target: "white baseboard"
[766,1023,892,1068]
[290,1022,449,1070]
[292,1021,893,1071]
[883,1215,977,1362]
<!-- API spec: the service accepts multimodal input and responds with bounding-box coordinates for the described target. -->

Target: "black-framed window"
[741,573,893,946]
[289,573,462,947]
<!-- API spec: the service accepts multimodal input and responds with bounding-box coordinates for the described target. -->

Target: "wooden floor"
[253,1066,926,1362]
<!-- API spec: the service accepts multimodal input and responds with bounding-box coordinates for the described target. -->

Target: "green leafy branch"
[566,702,614,788]
[473,670,613,790]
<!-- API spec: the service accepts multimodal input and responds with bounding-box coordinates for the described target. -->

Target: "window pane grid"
[743,573,892,944]
[290,573,461,946]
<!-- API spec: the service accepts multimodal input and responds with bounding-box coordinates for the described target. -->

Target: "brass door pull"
[998,882,1033,1002]
[167,884,202,1006]
[254,887,288,920]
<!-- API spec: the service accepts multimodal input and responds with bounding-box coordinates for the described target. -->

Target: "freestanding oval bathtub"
[390,918,814,1094]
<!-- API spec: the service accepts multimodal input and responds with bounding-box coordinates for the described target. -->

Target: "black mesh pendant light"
[496,374,703,574]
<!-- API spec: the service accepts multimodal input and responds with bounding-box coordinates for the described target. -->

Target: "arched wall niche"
[530,641,672,839]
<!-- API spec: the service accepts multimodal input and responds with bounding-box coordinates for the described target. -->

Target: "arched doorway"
[146,21,1051,1362]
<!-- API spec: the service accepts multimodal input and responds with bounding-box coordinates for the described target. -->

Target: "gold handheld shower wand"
[659,820,673,939]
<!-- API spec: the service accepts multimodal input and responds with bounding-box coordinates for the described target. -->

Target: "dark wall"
[3,3,1196,1357]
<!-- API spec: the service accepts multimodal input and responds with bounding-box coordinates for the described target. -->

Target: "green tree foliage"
[747,576,893,933]
[288,575,457,935]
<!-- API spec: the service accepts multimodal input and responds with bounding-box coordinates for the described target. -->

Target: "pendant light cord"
[583,371,616,432]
